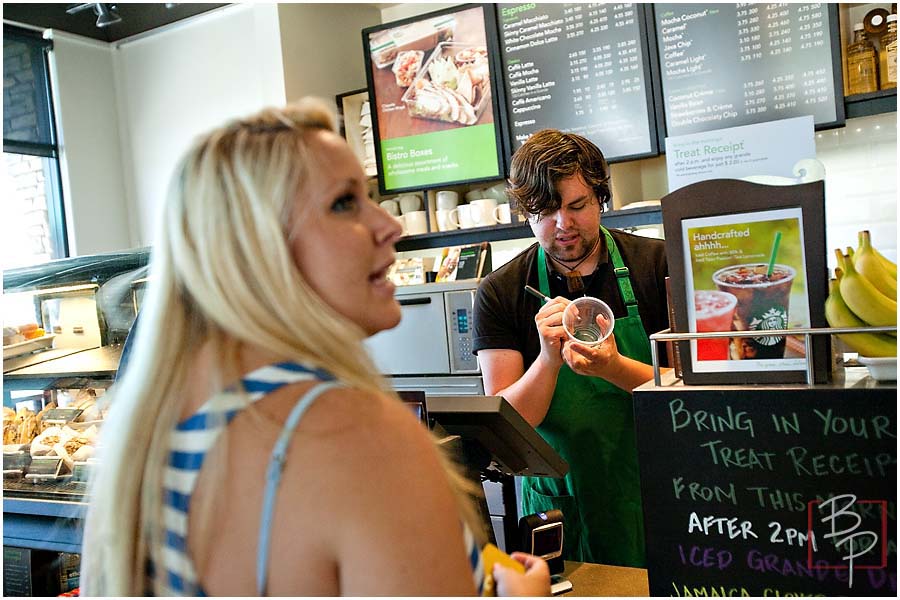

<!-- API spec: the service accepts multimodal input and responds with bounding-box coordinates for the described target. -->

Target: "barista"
[472,130,669,566]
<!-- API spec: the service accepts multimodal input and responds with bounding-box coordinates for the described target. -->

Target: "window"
[2,24,67,270]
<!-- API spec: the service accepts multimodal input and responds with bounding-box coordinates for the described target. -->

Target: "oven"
[364,280,484,396]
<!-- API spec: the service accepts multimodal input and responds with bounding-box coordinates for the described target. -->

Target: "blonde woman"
[80,99,548,596]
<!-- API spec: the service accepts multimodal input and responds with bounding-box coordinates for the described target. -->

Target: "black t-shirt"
[473,228,669,368]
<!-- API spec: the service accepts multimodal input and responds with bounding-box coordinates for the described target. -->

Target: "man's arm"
[478,296,570,428]
[480,348,559,428]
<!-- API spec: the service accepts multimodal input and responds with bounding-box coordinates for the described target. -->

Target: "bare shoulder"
[271,385,476,595]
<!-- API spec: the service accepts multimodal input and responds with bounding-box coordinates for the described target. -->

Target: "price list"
[656,3,841,138]
[498,3,656,161]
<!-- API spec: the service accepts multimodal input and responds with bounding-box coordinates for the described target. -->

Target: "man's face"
[527,174,602,265]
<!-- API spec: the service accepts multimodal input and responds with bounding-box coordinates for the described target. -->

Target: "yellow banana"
[825,274,897,357]
[836,249,898,327]
[853,230,897,300]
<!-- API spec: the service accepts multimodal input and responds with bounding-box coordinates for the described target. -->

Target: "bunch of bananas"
[825,230,897,357]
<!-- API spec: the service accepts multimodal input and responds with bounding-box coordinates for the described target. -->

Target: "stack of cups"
[379,199,405,235]
[435,190,460,232]
[398,193,427,235]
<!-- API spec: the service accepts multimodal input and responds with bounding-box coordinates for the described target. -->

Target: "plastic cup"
[562,296,615,346]
[694,290,737,360]
[713,263,796,359]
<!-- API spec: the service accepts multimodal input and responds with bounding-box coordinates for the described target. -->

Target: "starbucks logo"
[749,307,788,346]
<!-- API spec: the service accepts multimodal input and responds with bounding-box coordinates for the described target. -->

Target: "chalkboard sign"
[633,378,897,596]
[496,2,659,162]
[654,3,845,137]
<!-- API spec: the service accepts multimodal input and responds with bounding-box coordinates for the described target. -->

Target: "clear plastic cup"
[562,296,615,346]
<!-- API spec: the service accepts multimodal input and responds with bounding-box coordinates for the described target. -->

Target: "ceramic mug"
[398,194,422,214]
[469,198,498,226]
[448,204,476,229]
[436,190,459,211]
[393,215,406,236]
[404,210,428,235]
[380,199,400,217]
[436,208,458,231]
[494,203,512,224]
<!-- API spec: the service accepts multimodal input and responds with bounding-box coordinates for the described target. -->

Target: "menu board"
[497,3,658,162]
[633,384,897,597]
[655,3,844,138]
[362,5,505,194]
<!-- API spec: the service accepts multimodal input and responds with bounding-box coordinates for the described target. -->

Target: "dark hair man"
[472,130,669,567]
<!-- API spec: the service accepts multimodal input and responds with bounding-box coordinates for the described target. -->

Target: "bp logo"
[749,307,788,346]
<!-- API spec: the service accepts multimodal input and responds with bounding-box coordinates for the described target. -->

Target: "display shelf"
[396,205,662,251]
[844,87,898,118]
[3,248,150,293]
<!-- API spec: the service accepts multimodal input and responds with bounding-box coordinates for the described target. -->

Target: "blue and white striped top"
[147,360,484,596]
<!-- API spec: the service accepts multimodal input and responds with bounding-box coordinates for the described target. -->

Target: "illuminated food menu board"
[655,3,844,138]
[362,5,505,194]
[497,3,658,162]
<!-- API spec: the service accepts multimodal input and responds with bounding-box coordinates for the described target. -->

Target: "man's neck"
[547,235,603,276]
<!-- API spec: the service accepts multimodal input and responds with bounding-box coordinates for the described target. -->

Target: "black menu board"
[633,383,897,597]
[655,3,845,138]
[497,3,659,162]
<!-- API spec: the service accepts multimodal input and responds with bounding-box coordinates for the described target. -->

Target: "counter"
[562,561,649,596]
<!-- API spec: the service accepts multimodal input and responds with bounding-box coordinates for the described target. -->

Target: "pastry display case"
[3,248,149,555]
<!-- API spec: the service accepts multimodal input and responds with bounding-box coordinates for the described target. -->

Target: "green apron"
[521,226,651,567]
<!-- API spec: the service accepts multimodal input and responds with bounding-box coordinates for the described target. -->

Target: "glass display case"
[3,248,149,560]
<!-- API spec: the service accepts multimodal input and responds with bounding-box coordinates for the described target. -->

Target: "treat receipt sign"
[682,207,810,373]
[665,116,815,192]
[633,388,897,597]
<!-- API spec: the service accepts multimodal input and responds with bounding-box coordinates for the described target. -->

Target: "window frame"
[3,24,69,261]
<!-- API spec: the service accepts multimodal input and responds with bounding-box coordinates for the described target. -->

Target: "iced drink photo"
[694,290,737,360]
[712,264,796,359]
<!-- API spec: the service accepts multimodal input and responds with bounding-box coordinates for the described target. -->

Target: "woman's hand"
[494,552,551,597]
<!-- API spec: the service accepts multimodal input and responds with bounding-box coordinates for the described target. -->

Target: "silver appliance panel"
[386,375,484,397]
[364,281,481,377]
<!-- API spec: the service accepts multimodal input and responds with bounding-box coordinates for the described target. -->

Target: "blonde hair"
[81,98,483,595]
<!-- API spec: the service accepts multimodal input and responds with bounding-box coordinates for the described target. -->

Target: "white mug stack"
[435,190,459,232]
[379,195,426,236]
[468,198,498,227]
[448,204,476,229]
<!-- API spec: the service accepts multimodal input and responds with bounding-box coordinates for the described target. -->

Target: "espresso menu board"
[497,3,657,162]
[655,3,844,138]
[633,384,897,597]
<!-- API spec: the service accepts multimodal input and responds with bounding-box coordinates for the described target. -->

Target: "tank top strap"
[256,380,343,596]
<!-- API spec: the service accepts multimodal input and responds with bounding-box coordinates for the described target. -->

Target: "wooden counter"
[562,561,648,596]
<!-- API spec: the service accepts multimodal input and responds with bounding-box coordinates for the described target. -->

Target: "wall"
[277,3,381,103]
[47,32,132,256]
[818,112,897,269]
[112,4,286,246]
[380,3,458,23]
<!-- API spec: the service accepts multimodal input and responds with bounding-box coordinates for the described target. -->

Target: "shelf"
[395,205,662,251]
[844,88,898,118]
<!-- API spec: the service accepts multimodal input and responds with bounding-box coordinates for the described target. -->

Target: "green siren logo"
[749,307,788,346]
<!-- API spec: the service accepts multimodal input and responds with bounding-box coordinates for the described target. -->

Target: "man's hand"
[534,296,570,369]
[562,330,622,378]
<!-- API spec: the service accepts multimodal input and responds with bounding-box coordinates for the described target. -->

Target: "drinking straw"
[766,231,782,277]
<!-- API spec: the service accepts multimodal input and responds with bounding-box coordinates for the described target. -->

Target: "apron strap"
[601,226,641,319]
[537,245,552,297]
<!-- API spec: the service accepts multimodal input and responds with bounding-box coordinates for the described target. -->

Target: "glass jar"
[880,15,898,89]
[847,23,879,95]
